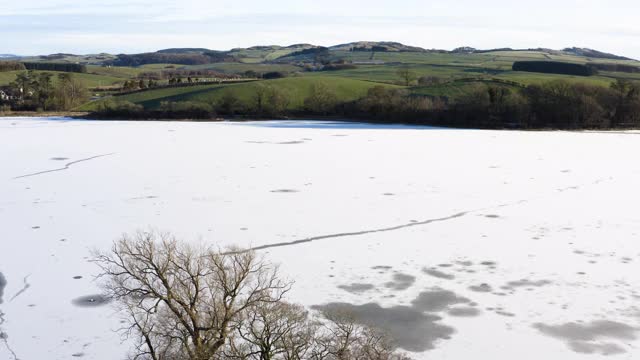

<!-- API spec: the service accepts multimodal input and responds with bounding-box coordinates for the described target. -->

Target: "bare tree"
[312,310,406,360]
[226,301,319,360]
[94,231,291,360]
[304,82,338,114]
[396,67,417,87]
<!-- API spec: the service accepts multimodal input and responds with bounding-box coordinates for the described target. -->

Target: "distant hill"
[562,47,633,61]
[449,46,633,61]
[330,41,428,52]
[0,54,19,59]
[156,48,212,54]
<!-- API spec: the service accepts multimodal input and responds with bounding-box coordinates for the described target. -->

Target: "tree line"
[23,62,87,73]
[0,71,89,111]
[90,78,640,129]
[109,52,237,67]
[512,61,596,76]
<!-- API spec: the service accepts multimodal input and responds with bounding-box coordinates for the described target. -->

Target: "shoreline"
[3,112,640,132]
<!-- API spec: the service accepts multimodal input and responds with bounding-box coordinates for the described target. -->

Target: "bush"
[304,82,338,114]
[159,101,213,118]
[262,71,288,79]
[322,64,358,71]
[0,61,26,72]
[217,92,245,115]
[418,76,445,86]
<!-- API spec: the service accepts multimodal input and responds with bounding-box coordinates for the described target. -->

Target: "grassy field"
[80,76,400,111]
[182,63,303,74]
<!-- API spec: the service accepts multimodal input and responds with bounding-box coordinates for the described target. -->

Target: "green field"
[182,63,303,74]
[80,76,400,110]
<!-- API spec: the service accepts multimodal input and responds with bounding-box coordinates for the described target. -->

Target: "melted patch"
[411,289,471,312]
[534,320,638,355]
[384,273,416,291]
[312,302,455,352]
[71,294,112,308]
[338,283,376,294]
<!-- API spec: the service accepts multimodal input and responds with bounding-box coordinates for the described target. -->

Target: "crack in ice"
[12,153,115,180]
[243,211,471,252]
[9,275,30,303]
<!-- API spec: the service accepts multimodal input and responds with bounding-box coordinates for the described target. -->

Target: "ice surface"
[1,118,640,359]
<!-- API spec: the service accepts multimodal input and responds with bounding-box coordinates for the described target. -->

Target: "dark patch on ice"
[270,189,299,193]
[383,193,395,196]
[503,279,552,290]
[128,195,158,200]
[312,302,455,352]
[423,268,455,280]
[32,226,40,229]
[277,141,305,145]
[50,157,69,161]
[411,289,471,312]
[438,264,453,268]
[484,215,500,219]
[248,140,306,145]
[72,294,112,307]
[456,261,473,267]
[73,276,83,280]
[447,307,482,317]
[372,266,393,271]
[534,320,638,355]
[0,272,6,304]
[480,261,497,267]
[469,284,493,293]
[495,310,516,317]
[385,273,416,291]
[72,352,85,357]
[534,320,637,341]
[338,283,375,294]
[569,341,626,355]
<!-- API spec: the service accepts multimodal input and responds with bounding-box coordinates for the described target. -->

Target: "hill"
[329,41,427,52]
[562,47,633,61]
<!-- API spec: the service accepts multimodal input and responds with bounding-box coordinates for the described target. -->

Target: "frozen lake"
[1,117,639,359]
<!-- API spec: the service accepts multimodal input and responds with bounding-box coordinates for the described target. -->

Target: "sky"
[1,0,640,58]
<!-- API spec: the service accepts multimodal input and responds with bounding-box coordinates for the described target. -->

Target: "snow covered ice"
[1,117,639,359]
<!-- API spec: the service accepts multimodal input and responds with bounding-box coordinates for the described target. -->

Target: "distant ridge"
[450,46,634,61]
[329,41,428,52]
[562,47,633,61]
[2,42,635,64]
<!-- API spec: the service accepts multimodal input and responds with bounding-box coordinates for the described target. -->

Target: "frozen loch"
[1,117,639,359]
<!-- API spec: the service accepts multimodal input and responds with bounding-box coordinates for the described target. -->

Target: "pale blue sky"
[2,0,639,58]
